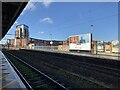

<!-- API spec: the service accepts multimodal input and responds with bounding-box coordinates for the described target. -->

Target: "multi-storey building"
[15,24,29,48]
[8,39,14,47]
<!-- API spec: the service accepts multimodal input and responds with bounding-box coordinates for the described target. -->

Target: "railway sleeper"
[33,83,50,87]
[35,84,50,88]
[32,80,47,85]
[32,79,48,85]
[28,79,40,82]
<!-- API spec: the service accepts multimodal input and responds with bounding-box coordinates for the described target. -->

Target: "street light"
[50,34,53,50]
[90,25,93,54]
[38,32,45,50]
[38,32,53,50]
[90,25,97,55]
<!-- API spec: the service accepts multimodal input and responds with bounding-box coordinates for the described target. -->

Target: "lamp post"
[38,32,45,50]
[6,34,15,49]
[50,34,53,50]
[90,25,97,55]
[38,32,53,50]
[90,25,94,54]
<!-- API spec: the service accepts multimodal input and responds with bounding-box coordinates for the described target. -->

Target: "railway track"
[26,50,120,77]
[3,50,120,88]
[23,49,120,77]
[3,51,68,90]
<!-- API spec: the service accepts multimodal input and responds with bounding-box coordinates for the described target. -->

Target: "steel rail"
[6,56,33,90]
[4,51,68,90]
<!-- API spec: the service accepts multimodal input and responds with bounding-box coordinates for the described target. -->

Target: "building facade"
[8,39,15,47]
[15,24,29,48]
[29,38,63,47]
[97,41,105,52]
[111,40,120,53]
[104,42,112,53]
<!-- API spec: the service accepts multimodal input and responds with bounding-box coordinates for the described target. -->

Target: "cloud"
[42,0,53,8]
[21,0,53,15]
[21,0,37,15]
[38,32,45,34]
[40,17,53,24]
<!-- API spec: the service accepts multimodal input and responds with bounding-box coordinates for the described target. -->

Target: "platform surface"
[27,48,119,60]
[0,51,27,89]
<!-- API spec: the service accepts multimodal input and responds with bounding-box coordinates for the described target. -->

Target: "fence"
[29,46,58,51]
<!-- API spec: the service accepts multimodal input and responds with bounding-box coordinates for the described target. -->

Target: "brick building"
[8,39,15,47]
[29,38,63,47]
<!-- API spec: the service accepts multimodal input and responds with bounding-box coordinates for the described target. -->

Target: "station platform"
[55,51,119,60]
[26,49,119,60]
[0,51,27,89]
[63,51,119,60]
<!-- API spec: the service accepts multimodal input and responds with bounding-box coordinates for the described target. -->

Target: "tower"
[15,24,29,48]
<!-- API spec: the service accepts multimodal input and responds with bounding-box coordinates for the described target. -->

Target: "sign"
[97,41,104,52]
[69,33,92,51]
[111,40,120,53]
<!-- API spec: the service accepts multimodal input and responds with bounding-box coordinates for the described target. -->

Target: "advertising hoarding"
[97,41,104,52]
[105,45,111,53]
[111,40,120,53]
[69,33,92,51]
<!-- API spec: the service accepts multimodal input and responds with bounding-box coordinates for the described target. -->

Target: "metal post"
[96,41,98,55]
[90,25,93,54]
[6,34,15,49]
[0,1,1,40]
[50,34,53,50]
[0,2,2,88]
[42,40,44,50]
[0,1,2,51]
[7,39,9,50]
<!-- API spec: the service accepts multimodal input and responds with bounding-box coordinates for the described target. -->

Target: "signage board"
[69,33,92,51]
[111,40,120,53]
[97,41,104,52]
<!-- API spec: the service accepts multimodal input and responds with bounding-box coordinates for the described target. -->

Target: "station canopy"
[1,2,28,39]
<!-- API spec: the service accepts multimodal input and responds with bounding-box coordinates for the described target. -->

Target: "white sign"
[69,33,92,51]
[111,40,120,53]
[97,41,104,52]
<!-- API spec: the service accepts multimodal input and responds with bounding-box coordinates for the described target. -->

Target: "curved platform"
[0,51,27,89]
